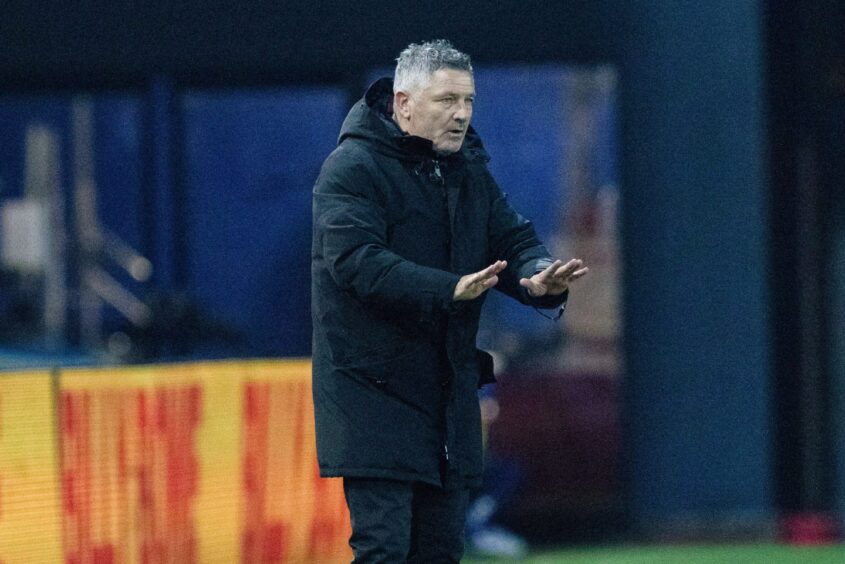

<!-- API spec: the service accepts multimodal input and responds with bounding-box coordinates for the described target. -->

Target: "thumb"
[519,278,543,296]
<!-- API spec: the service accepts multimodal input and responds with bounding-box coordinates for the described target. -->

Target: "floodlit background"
[1,1,844,562]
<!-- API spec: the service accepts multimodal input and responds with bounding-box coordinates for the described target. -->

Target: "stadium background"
[1,1,845,562]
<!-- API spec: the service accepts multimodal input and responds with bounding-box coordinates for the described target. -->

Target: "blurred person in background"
[465,384,529,559]
[311,39,588,562]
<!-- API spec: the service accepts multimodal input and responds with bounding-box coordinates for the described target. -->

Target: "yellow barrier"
[0,371,64,563]
[0,360,351,564]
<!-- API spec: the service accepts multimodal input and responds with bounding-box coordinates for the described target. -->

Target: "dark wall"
[2,0,785,535]
[617,2,772,532]
[767,0,845,525]
[1,1,618,90]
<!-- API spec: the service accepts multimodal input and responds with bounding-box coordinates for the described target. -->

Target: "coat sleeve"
[485,171,568,310]
[313,151,460,322]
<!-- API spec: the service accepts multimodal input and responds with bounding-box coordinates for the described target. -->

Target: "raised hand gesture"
[453,260,508,301]
[519,258,588,297]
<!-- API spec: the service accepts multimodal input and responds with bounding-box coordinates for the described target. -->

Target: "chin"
[435,142,462,155]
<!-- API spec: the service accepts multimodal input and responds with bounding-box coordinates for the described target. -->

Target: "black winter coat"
[311,78,566,488]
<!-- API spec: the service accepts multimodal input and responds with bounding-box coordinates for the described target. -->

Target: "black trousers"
[343,477,470,563]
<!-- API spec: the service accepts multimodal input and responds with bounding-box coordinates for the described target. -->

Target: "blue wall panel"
[182,88,347,356]
[0,98,72,201]
[93,97,144,251]
[471,67,570,340]
[0,95,144,341]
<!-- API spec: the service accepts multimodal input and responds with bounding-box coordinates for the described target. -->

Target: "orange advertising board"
[239,362,350,563]
[56,360,350,564]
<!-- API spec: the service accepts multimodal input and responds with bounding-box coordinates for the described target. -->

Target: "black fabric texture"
[343,477,470,563]
[312,77,567,488]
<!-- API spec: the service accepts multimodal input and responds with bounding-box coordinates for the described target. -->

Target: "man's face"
[399,68,475,154]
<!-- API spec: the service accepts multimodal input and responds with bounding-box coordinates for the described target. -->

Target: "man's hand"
[519,258,588,297]
[453,260,507,301]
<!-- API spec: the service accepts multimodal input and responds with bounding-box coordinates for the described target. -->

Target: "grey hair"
[393,40,473,94]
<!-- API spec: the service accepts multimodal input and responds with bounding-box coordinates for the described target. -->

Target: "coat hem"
[319,466,482,489]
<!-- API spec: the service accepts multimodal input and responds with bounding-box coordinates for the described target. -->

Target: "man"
[312,40,588,562]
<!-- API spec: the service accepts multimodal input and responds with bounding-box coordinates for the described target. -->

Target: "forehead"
[424,68,475,95]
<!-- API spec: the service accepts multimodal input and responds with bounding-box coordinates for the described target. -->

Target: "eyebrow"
[434,91,475,98]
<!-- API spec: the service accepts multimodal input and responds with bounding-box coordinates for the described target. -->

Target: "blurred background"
[1,0,845,561]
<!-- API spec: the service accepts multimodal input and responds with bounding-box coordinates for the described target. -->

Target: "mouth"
[448,129,465,136]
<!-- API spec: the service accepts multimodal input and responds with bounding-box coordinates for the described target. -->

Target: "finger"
[545,267,588,295]
[519,277,543,297]
[569,267,589,279]
[468,275,499,299]
[534,259,563,282]
[481,275,499,291]
[491,259,508,274]
[471,260,507,284]
[467,267,493,285]
[548,259,583,282]
[552,259,583,279]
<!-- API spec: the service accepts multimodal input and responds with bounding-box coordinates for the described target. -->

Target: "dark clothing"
[311,77,565,489]
[344,477,470,563]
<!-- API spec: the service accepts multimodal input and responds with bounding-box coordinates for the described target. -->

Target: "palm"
[520,258,588,297]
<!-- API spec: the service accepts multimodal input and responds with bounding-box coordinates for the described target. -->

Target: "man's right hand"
[453,260,507,301]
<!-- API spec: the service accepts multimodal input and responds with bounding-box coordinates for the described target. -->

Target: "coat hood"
[338,77,490,164]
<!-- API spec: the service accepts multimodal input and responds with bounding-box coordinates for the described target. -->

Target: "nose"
[453,102,470,123]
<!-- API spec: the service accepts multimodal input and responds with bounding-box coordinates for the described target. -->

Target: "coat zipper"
[431,158,443,184]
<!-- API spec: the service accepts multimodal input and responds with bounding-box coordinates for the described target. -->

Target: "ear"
[394,91,412,119]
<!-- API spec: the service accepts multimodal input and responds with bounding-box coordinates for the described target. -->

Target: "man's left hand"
[519,258,588,297]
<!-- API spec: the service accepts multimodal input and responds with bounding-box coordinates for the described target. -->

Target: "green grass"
[465,543,845,563]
